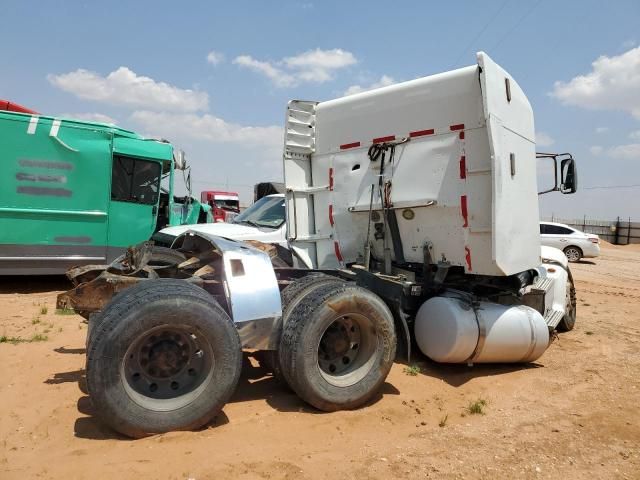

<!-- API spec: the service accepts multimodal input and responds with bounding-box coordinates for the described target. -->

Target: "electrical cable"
[489,0,543,51]
[451,0,510,67]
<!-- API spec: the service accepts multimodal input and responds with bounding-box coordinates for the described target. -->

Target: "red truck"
[200,190,240,222]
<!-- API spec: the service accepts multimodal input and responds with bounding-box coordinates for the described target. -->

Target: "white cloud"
[130,110,283,148]
[590,143,640,159]
[595,126,609,134]
[535,131,555,147]
[59,112,116,124]
[233,48,357,87]
[551,46,640,118]
[206,51,225,66]
[283,49,357,82]
[590,146,604,155]
[622,39,636,49]
[233,55,296,87]
[48,67,209,112]
[343,75,396,96]
[629,130,640,141]
[607,143,640,159]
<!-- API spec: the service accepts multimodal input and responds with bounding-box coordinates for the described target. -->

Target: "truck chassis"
[57,231,574,438]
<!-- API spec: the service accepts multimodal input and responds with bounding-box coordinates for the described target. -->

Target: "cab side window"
[111,156,161,205]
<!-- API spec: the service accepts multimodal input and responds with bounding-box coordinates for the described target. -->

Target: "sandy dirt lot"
[1,244,639,479]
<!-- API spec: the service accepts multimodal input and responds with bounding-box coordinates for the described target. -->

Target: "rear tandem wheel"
[86,279,242,438]
[279,283,397,411]
[263,273,345,385]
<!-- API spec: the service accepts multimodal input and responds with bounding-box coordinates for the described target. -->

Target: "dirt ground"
[1,244,639,480]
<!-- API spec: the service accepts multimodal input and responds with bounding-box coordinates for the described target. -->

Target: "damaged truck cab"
[57,52,577,438]
[0,109,210,274]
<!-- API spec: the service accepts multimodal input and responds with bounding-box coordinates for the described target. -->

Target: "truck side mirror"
[174,150,187,170]
[560,158,577,194]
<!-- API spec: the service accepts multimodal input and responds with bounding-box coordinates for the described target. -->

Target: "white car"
[153,194,287,247]
[539,221,600,262]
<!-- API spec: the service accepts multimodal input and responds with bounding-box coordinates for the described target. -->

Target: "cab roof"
[0,109,174,161]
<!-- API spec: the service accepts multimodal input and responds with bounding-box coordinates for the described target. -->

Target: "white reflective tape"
[27,115,39,134]
[50,119,61,137]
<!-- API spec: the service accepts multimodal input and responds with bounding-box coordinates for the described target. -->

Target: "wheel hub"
[123,326,213,403]
[318,316,361,375]
[144,336,189,378]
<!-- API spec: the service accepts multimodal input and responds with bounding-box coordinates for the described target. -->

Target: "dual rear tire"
[277,278,397,411]
[87,274,397,437]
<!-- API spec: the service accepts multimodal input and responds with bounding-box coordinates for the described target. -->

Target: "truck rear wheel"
[279,283,396,411]
[281,273,346,321]
[268,274,345,386]
[557,271,577,332]
[86,279,242,438]
[85,247,188,346]
[147,246,187,267]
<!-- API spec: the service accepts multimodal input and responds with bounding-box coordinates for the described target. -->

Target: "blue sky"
[2,0,639,220]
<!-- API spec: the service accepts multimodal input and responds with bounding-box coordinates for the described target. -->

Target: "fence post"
[583,214,586,232]
[628,217,632,245]
[615,216,620,245]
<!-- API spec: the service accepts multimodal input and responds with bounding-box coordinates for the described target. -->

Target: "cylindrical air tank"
[414,296,549,363]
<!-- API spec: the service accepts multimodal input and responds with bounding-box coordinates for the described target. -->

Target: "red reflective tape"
[409,129,435,138]
[329,204,334,226]
[450,124,465,131]
[372,135,395,144]
[460,195,468,227]
[459,156,466,179]
[459,131,465,140]
[334,241,344,262]
[465,246,472,271]
[329,168,334,191]
[340,141,360,150]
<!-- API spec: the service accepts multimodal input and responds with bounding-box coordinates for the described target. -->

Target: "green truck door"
[107,138,167,256]
[0,115,111,274]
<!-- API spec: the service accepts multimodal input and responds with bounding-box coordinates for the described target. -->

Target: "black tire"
[281,273,345,318]
[111,246,186,270]
[148,246,187,267]
[86,247,187,346]
[557,270,577,332]
[279,283,396,412]
[563,246,582,263]
[270,274,345,386]
[260,350,285,384]
[86,311,102,348]
[86,279,242,438]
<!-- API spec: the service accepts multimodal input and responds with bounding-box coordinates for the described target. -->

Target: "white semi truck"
[58,52,577,438]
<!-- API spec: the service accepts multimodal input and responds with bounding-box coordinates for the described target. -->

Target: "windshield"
[214,199,240,211]
[233,196,285,229]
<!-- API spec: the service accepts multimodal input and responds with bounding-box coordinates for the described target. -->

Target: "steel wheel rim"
[121,324,214,412]
[316,313,378,387]
[565,248,580,262]
[565,282,576,321]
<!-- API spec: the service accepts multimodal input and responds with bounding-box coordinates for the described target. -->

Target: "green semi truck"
[0,102,211,275]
